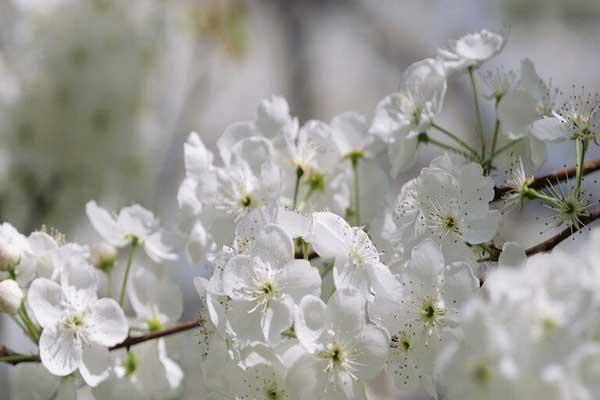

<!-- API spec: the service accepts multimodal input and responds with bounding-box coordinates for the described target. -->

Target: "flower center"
[66,313,86,330]
[390,334,411,354]
[320,341,347,372]
[420,298,445,329]
[349,246,364,267]
[442,214,459,233]
[469,361,492,387]
[264,382,285,400]
[240,195,252,208]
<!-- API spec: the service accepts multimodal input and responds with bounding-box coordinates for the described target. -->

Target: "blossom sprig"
[4,27,600,400]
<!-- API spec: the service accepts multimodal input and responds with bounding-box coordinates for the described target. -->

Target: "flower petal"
[28,278,65,329]
[279,259,321,302]
[39,326,82,377]
[87,298,129,346]
[86,201,128,247]
[79,344,110,387]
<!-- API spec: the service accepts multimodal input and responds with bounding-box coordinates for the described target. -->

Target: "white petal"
[79,344,110,387]
[144,230,178,263]
[530,117,569,142]
[388,135,418,178]
[184,132,214,179]
[217,121,255,165]
[307,212,351,259]
[129,267,183,323]
[86,201,128,247]
[409,239,445,282]
[330,111,369,156]
[221,255,254,300]
[327,288,366,338]
[442,262,479,307]
[351,324,390,380]
[462,210,500,244]
[28,278,65,329]
[117,204,158,239]
[157,338,184,389]
[279,259,321,302]
[295,295,326,353]
[498,89,539,138]
[60,258,97,291]
[39,326,82,377]
[250,224,294,267]
[498,242,527,269]
[286,354,326,400]
[86,298,128,346]
[333,259,370,298]
[261,297,294,344]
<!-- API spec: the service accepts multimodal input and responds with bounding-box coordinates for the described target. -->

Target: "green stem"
[351,157,360,226]
[431,123,479,157]
[18,304,40,343]
[491,117,501,159]
[490,139,522,160]
[468,66,486,157]
[0,354,40,363]
[575,138,588,195]
[119,238,139,307]
[525,188,563,207]
[423,135,478,161]
[292,166,304,209]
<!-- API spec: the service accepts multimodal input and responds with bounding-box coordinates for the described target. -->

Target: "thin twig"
[1,318,204,365]
[525,209,600,256]
[494,157,600,201]
[110,318,203,351]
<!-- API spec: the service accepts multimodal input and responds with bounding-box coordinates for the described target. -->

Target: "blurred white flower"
[437,30,505,74]
[28,261,128,386]
[0,279,23,315]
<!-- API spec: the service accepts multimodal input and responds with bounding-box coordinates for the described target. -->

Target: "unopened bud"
[0,279,23,315]
[90,242,118,272]
[0,241,20,271]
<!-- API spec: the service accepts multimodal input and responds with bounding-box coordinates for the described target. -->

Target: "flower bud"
[0,241,20,271]
[90,242,118,272]
[0,279,23,315]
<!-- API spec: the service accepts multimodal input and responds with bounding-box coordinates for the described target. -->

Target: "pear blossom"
[128,267,183,332]
[86,201,177,263]
[307,211,394,297]
[497,59,555,167]
[368,239,479,395]
[437,30,505,74]
[330,112,374,160]
[530,87,600,143]
[394,154,499,264]
[222,223,321,343]
[370,58,447,175]
[288,289,389,399]
[28,261,128,386]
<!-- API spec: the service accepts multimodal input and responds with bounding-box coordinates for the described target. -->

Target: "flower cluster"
[3,28,600,400]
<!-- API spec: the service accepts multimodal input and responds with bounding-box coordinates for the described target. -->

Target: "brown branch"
[2,318,203,365]
[494,157,600,201]
[525,209,600,256]
[110,318,203,351]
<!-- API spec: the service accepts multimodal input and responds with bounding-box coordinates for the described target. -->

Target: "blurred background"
[1,0,600,397]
